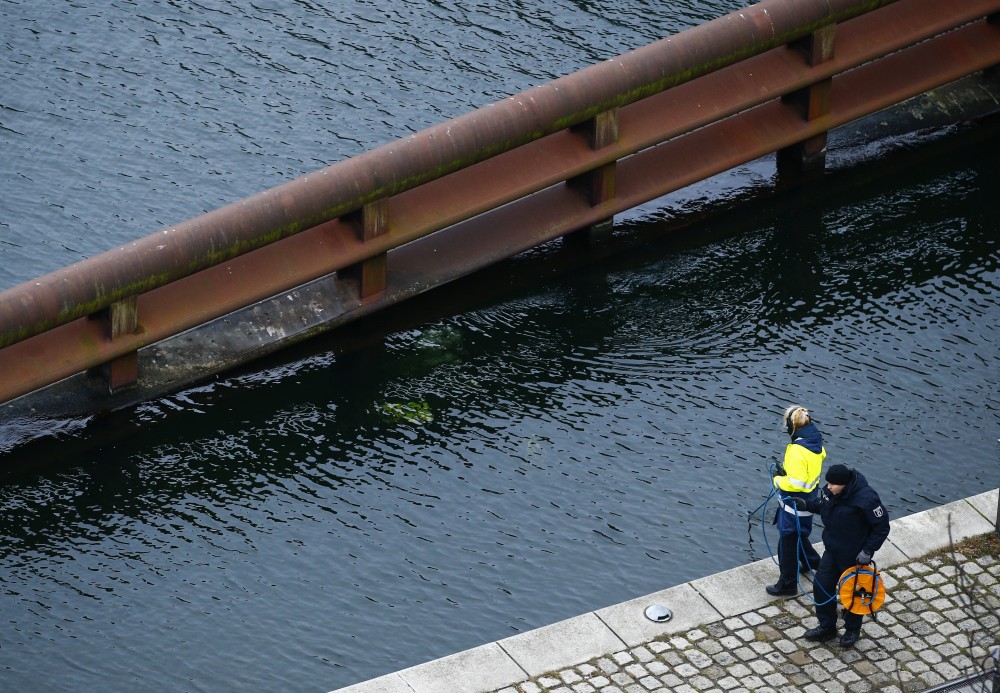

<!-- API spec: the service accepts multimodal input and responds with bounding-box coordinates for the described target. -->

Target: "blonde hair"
[783,405,811,433]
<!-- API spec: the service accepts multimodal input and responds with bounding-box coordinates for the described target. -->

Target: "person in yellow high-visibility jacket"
[766,405,825,596]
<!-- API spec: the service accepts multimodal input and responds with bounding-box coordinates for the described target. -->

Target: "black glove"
[856,550,872,565]
[782,496,806,510]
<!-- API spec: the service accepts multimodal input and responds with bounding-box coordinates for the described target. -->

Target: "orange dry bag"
[838,563,886,615]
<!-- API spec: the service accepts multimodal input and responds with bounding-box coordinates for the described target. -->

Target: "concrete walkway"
[331,489,999,693]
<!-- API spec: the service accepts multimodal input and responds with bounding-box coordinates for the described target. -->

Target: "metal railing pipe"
[0,0,894,350]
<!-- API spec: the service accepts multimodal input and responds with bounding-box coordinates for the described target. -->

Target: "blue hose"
[750,462,838,606]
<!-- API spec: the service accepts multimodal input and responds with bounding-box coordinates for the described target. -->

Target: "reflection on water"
[1,0,999,691]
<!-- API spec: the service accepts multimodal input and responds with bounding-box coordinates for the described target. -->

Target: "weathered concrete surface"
[498,613,627,678]
[828,70,1000,151]
[966,488,1000,530]
[595,583,722,649]
[688,556,788,619]
[887,496,997,558]
[335,644,531,693]
[864,534,910,568]
[395,644,528,693]
[335,674,414,693]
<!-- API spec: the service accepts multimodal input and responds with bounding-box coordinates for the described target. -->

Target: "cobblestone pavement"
[490,552,999,693]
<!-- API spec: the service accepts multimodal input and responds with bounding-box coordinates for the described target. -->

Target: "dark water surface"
[2,1,999,692]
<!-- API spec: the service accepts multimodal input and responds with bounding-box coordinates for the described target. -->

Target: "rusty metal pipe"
[0,0,894,350]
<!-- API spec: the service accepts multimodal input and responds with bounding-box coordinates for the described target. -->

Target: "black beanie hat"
[826,464,851,485]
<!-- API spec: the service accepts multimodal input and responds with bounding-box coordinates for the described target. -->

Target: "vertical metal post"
[777,24,835,180]
[347,199,388,299]
[89,295,139,393]
[567,108,619,243]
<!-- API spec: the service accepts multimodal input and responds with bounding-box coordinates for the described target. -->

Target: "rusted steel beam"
[104,296,140,392]
[570,108,619,212]
[581,108,619,206]
[346,199,389,299]
[109,296,139,340]
[2,0,999,406]
[617,20,1000,211]
[103,352,139,393]
[778,24,837,175]
[0,0,896,350]
[80,296,140,393]
[570,108,620,240]
[789,24,836,121]
[383,0,1000,243]
[390,18,1000,291]
[2,0,994,357]
[2,13,997,407]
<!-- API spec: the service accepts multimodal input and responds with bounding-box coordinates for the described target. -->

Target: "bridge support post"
[567,108,619,244]
[777,24,835,184]
[89,296,139,393]
[345,199,388,299]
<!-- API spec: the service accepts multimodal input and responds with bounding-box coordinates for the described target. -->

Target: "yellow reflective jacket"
[773,422,825,494]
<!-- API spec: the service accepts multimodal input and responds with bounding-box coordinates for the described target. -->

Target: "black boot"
[839,629,860,648]
[765,583,797,596]
[803,625,837,642]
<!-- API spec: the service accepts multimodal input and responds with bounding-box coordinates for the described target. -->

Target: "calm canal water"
[1,1,998,692]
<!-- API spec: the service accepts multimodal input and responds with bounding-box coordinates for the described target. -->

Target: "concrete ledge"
[887,498,995,558]
[595,582,722,647]
[398,643,524,693]
[689,556,785,617]
[965,488,999,526]
[869,536,910,568]
[334,673,413,693]
[498,612,625,678]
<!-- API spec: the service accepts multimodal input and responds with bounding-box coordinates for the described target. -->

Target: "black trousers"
[776,530,822,588]
[813,552,866,632]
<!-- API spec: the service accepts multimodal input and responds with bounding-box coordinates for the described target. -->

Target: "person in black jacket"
[801,464,890,648]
